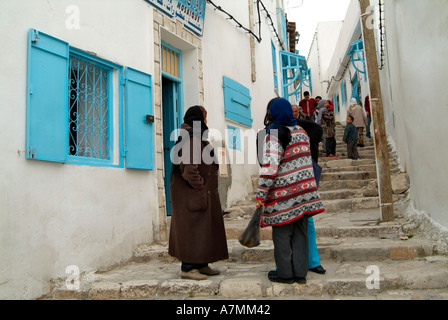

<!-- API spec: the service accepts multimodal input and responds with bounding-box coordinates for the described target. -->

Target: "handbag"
[238,207,262,248]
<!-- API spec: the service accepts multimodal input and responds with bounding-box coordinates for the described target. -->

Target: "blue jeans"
[307,217,321,269]
[366,116,372,138]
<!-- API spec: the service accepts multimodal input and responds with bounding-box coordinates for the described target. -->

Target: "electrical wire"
[206,0,286,49]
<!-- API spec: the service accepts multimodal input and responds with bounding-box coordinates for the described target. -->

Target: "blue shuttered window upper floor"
[222,76,253,128]
[26,29,155,170]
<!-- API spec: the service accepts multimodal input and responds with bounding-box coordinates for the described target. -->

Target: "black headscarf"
[171,106,217,176]
[183,105,209,136]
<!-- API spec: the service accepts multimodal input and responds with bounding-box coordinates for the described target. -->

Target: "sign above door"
[145,0,206,36]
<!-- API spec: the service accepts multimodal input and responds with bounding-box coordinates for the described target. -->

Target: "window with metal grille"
[69,55,111,160]
[26,28,155,170]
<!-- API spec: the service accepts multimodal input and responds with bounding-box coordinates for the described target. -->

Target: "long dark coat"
[168,126,229,264]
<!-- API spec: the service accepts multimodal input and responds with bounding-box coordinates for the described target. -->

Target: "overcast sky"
[285,0,351,57]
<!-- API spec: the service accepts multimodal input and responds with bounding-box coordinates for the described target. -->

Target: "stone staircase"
[42,125,448,300]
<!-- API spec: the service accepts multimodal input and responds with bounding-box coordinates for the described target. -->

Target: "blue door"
[162,77,181,216]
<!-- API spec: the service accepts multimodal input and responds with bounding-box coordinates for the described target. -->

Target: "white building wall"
[307,21,343,99]
[380,0,448,229]
[0,0,159,299]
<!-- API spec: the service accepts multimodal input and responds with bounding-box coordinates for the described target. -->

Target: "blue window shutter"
[341,81,346,105]
[223,76,253,127]
[26,29,69,162]
[124,67,154,170]
[351,74,360,103]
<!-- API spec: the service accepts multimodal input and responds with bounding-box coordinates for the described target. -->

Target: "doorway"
[162,76,181,216]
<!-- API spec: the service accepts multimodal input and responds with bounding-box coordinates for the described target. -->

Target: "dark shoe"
[198,266,220,276]
[295,277,307,284]
[268,270,294,284]
[309,265,326,274]
[181,269,207,280]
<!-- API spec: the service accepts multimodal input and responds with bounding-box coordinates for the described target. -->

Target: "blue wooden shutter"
[341,80,346,105]
[124,67,154,170]
[223,76,253,127]
[351,74,360,103]
[26,29,69,162]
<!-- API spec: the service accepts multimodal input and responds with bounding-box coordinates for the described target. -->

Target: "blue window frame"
[26,28,154,170]
[333,93,340,114]
[279,50,310,100]
[271,41,279,93]
[227,126,241,151]
[341,80,346,105]
[347,39,367,78]
[351,73,360,104]
[222,76,253,128]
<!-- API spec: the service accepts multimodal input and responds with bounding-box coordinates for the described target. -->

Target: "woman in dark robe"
[168,106,229,280]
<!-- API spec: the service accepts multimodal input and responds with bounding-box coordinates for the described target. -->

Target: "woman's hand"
[256,199,264,208]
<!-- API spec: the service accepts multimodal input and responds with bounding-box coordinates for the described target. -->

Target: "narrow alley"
[1,0,447,303]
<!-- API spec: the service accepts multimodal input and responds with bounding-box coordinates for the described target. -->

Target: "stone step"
[316,179,375,191]
[131,226,434,265]
[321,158,376,168]
[323,197,379,212]
[321,171,377,181]
[228,235,438,263]
[225,209,406,241]
[320,188,378,200]
[323,164,378,173]
[321,145,375,151]
[46,253,448,300]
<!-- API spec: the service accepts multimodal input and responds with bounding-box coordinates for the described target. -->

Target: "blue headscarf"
[267,98,297,132]
[266,98,297,149]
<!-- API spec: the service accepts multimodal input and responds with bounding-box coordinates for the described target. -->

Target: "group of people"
[293,92,369,161]
[167,94,369,285]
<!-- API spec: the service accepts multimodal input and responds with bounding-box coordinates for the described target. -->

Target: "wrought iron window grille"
[69,55,111,160]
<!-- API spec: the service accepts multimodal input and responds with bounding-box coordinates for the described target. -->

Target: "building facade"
[0,0,297,299]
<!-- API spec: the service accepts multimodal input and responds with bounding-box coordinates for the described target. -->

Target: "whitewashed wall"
[380,0,448,228]
[0,0,159,299]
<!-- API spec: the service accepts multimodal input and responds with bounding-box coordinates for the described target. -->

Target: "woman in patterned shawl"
[256,98,325,284]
